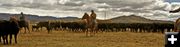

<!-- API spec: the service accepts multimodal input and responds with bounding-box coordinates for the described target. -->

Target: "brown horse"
[82,10,98,36]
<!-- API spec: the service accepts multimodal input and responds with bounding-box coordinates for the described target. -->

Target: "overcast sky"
[0,0,180,21]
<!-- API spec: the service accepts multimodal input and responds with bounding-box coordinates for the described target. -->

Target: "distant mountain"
[109,15,174,23]
[0,13,80,23]
[0,13,174,23]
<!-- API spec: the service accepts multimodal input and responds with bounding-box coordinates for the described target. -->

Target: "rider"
[90,10,98,30]
[20,12,26,21]
[90,10,96,19]
[90,10,97,24]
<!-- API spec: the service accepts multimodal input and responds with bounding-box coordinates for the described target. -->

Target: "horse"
[18,12,30,33]
[82,10,98,36]
[18,20,30,33]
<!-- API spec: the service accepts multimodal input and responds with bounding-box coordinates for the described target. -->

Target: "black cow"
[32,24,40,32]
[0,20,20,45]
[36,21,52,33]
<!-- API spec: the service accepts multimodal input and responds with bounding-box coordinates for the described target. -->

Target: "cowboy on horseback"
[90,10,97,25]
[19,12,30,33]
[82,10,98,36]
[90,10,97,30]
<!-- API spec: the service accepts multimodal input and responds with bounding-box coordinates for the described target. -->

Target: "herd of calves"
[32,21,174,33]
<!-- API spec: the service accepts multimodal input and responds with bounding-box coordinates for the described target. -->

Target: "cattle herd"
[0,19,175,45]
[33,21,174,33]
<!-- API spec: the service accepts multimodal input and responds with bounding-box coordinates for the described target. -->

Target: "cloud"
[58,0,70,4]
[165,0,180,3]
[0,0,180,21]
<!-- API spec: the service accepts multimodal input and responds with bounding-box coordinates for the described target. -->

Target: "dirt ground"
[1,30,164,47]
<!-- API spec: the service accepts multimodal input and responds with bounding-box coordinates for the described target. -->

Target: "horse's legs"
[27,27,30,33]
[89,27,96,36]
[85,29,88,36]
[31,28,34,32]
[92,29,95,36]
[93,27,97,36]
[90,28,93,36]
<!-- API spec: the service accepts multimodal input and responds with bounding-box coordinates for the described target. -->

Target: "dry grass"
[2,30,164,47]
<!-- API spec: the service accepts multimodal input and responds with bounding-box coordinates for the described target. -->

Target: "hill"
[0,13,80,23]
[109,15,173,23]
[0,13,174,23]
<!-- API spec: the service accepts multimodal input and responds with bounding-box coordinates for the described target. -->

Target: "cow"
[36,21,52,33]
[0,20,10,44]
[32,24,40,32]
[0,17,20,45]
[9,17,20,44]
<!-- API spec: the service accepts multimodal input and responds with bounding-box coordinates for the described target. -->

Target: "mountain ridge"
[0,13,174,23]
[109,15,173,23]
